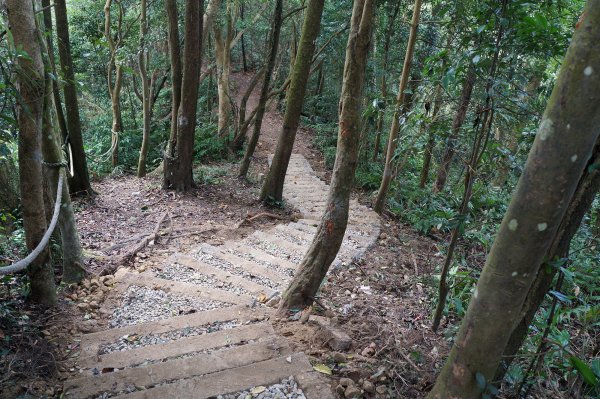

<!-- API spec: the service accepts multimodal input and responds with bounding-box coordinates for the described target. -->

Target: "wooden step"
[66,336,291,399]
[218,241,297,276]
[113,352,314,399]
[78,305,271,365]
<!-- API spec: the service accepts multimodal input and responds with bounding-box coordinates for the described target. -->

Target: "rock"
[362,381,375,394]
[336,384,346,396]
[83,280,91,289]
[332,352,347,363]
[89,301,99,309]
[77,303,90,311]
[376,385,386,395]
[310,315,352,351]
[90,278,99,287]
[265,297,280,307]
[344,385,362,399]
[339,378,353,387]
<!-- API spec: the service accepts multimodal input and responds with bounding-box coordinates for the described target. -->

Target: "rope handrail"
[0,171,64,275]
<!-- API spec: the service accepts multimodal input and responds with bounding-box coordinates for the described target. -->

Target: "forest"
[0,0,599,398]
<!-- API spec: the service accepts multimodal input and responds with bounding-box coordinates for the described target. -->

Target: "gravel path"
[110,285,230,328]
[154,263,250,296]
[216,377,306,399]
[227,248,295,279]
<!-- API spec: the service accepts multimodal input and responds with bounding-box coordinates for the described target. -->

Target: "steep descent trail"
[64,73,381,398]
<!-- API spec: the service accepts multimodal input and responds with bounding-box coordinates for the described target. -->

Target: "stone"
[77,303,90,311]
[310,315,352,351]
[332,352,347,363]
[339,378,353,387]
[336,384,346,396]
[344,385,362,399]
[376,385,386,395]
[265,297,280,307]
[362,380,375,394]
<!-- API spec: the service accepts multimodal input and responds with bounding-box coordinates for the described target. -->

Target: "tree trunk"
[427,4,600,395]
[214,7,234,136]
[278,0,375,312]
[104,0,125,168]
[39,31,86,284]
[163,0,204,191]
[54,0,93,195]
[41,0,68,143]
[240,3,248,72]
[137,0,151,177]
[373,0,423,214]
[419,83,443,188]
[432,64,476,193]
[8,0,57,305]
[495,136,600,383]
[238,0,284,178]
[164,0,183,165]
[259,0,325,200]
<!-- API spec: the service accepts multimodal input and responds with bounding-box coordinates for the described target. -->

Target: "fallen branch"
[236,212,286,228]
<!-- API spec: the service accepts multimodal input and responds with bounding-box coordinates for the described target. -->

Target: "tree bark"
[259,0,325,201]
[103,0,125,168]
[427,3,600,396]
[8,0,57,305]
[373,0,423,214]
[137,0,151,177]
[39,30,86,284]
[278,0,375,312]
[164,0,182,166]
[432,64,476,193]
[41,0,68,144]
[238,0,284,178]
[495,136,600,383]
[54,0,93,195]
[163,0,204,191]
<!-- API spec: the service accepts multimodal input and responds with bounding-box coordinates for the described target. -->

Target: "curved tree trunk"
[373,0,423,214]
[8,0,57,305]
[238,0,284,178]
[137,0,151,177]
[427,3,600,395]
[278,0,375,312]
[54,0,93,195]
[259,0,325,202]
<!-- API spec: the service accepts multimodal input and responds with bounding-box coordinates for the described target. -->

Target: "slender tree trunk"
[373,0,423,214]
[427,4,600,395]
[54,0,93,195]
[164,0,182,164]
[104,0,125,168]
[278,0,375,312]
[41,0,68,143]
[8,0,57,305]
[432,64,476,193]
[495,136,600,383]
[373,1,402,162]
[419,83,443,188]
[238,0,284,178]
[137,0,151,177]
[240,3,248,72]
[163,0,204,191]
[259,0,325,200]
[230,67,265,152]
[39,31,86,284]
[214,6,234,136]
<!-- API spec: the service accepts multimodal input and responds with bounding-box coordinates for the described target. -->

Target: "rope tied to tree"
[0,164,65,275]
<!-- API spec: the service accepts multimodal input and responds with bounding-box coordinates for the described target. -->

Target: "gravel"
[99,319,242,354]
[216,376,306,399]
[110,285,231,328]
[193,250,281,290]
[247,238,304,265]
[274,230,310,247]
[154,263,249,296]
[227,247,295,279]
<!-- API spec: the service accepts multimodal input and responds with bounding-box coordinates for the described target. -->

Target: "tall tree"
[103,0,126,168]
[279,0,375,312]
[259,0,326,203]
[238,0,284,178]
[163,0,204,190]
[136,0,151,177]
[427,2,600,395]
[373,0,423,214]
[7,0,57,305]
[54,0,93,195]
[39,26,86,284]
